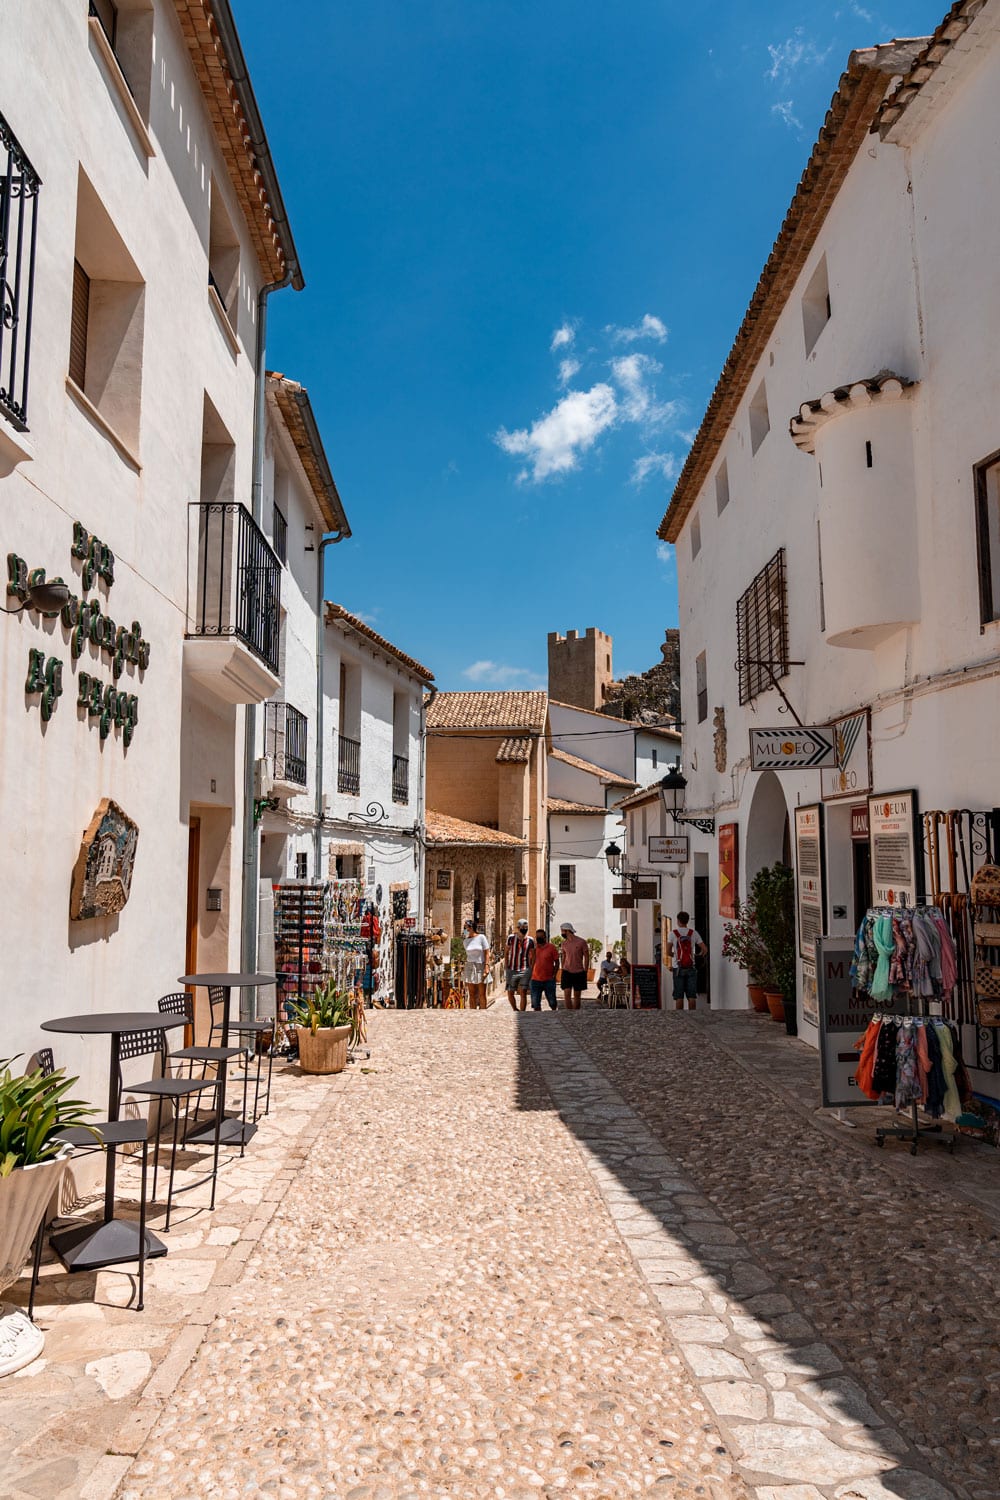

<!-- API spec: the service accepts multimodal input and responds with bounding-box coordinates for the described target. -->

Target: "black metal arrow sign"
[749,726,837,771]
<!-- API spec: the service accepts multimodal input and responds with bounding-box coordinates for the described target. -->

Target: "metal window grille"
[187,502,282,673]
[264,701,308,786]
[272,503,287,565]
[69,259,89,389]
[736,547,790,705]
[0,112,41,432]
[558,865,576,893]
[695,651,708,724]
[338,734,361,795]
[392,753,409,804]
[295,852,308,880]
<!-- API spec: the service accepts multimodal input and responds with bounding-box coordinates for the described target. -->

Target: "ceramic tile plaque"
[70,799,138,920]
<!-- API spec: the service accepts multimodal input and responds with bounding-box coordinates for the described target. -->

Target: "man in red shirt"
[529,929,560,1011]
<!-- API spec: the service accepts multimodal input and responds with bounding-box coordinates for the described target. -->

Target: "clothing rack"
[870,1001,956,1157]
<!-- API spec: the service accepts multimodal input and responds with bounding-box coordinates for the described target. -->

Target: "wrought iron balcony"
[264,701,307,789]
[0,112,41,433]
[338,734,361,796]
[185,502,281,703]
[392,753,409,804]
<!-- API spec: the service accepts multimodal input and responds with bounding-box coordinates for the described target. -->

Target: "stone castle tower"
[547,628,614,712]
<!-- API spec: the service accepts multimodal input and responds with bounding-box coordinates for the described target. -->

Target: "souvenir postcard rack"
[273,882,330,1026]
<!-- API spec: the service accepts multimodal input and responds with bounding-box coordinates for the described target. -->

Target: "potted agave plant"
[721,898,771,1012]
[289,980,354,1075]
[0,1058,96,1377]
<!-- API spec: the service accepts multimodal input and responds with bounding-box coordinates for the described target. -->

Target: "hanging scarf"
[933,1021,962,1121]
[927,909,958,995]
[870,913,895,1001]
[910,911,937,998]
[895,1022,922,1108]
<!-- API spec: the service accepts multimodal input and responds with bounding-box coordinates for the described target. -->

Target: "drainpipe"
[416,683,438,925]
[314,532,347,881]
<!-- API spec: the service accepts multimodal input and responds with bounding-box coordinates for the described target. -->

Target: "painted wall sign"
[648,834,689,863]
[749,726,836,771]
[435,869,452,890]
[867,789,922,906]
[719,823,738,919]
[70,799,139,921]
[7,522,151,747]
[816,937,880,1109]
[794,803,826,962]
[821,709,872,801]
[850,803,870,840]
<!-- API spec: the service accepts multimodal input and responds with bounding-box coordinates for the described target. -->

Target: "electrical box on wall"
[206,887,222,912]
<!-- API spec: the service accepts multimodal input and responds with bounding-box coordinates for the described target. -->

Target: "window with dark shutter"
[558,865,576,893]
[69,260,90,389]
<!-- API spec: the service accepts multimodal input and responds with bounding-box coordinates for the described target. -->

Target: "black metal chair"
[157,993,244,1135]
[115,1027,224,1230]
[207,985,275,1130]
[30,1048,150,1314]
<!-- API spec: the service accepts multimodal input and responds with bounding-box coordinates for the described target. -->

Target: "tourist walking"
[529,929,560,1011]
[462,919,491,1009]
[504,919,535,1011]
[558,923,591,1010]
[669,911,707,1010]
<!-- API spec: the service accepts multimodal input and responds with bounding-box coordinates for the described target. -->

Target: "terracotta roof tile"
[788,372,915,453]
[548,699,681,737]
[656,41,927,544]
[550,747,637,787]
[267,376,350,536]
[876,1,989,138]
[325,604,434,682]
[496,737,531,763]
[548,797,608,816]
[426,691,548,732]
[425,810,526,847]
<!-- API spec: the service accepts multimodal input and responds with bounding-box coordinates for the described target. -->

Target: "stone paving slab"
[560,1007,1000,1500]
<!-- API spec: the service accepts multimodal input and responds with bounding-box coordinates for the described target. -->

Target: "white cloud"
[550,323,576,352]
[656,541,675,569]
[495,383,618,482]
[353,608,381,626]
[771,99,803,132]
[558,357,581,386]
[632,452,678,487]
[463,660,545,688]
[766,31,830,83]
[607,313,668,345]
[610,353,680,428]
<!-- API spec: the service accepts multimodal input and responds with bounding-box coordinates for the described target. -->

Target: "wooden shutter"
[69,260,90,389]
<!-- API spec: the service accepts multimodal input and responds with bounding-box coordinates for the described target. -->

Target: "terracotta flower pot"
[764,988,785,1023]
[296,1024,351,1075]
[747,984,769,1013]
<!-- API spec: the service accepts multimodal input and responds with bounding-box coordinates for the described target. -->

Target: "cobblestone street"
[5,1004,997,1500]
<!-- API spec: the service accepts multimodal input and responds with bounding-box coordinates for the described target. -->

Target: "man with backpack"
[668,911,707,1010]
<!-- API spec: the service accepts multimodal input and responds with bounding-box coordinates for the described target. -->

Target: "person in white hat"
[558,922,590,1010]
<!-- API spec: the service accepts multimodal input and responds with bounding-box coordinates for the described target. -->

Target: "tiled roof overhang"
[268,375,350,536]
[788,372,916,453]
[656,43,927,545]
[326,604,435,683]
[876,0,992,140]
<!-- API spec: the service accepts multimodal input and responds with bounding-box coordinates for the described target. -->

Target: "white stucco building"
[0,1,302,1115]
[658,1,1000,1089]
[547,700,679,953]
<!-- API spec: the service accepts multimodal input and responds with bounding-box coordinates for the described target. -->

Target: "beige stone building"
[424,811,527,959]
[424,690,549,940]
[547,628,614,712]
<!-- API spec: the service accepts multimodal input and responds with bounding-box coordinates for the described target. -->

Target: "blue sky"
[238,0,944,690]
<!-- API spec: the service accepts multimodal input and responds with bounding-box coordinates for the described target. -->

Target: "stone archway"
[746,770,791,885]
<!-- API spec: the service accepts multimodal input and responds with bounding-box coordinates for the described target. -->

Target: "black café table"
[177,972,275,1148]
[39,1011,186,1272]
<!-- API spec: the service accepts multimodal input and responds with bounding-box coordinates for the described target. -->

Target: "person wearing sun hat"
[558,922,590,1010]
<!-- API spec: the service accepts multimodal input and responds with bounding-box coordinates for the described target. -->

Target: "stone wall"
[601,630,680,725]
[548,628,614,712]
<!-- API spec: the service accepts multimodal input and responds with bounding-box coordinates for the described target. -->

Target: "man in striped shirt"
[505,920,536,1011]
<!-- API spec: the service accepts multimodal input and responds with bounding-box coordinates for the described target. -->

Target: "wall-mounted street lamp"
[604,840,622,875]
[1,579,71,616]
[658,762,715,835]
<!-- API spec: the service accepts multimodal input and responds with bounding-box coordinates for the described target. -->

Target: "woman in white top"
[462,919,491,1009]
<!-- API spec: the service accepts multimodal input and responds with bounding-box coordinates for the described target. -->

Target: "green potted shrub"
[751,862,797,1032]
[586,938,602,983]
[288,980,354,1074]
[721,898,772,1012]
[0,1058,96,1376]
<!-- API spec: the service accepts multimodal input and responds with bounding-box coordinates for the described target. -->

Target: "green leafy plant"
[751,862,796,1000]
[721,897,773,986]
[450,936,466,967]
[287,980,353,1036]
[587,938,603,963]
[612,939,627,962]
[552,933,564,950]
[0,1058,99,1177]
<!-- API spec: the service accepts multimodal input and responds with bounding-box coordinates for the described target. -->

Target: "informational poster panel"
[631,963,660,1009]
[794,803,826,962]
[801,960,819,1029]
[649,835,689,863]
[816,937,880,1108]
[867,789,922,906]
[719,823,738,918]
[821,709,872,801]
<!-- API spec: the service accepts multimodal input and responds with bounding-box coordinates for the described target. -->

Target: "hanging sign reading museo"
[867,789,922,906]
[749,726,837,771]
[794,804,826,962]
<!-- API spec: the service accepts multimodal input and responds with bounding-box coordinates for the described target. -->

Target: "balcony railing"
[0,112,41,432]
[188,502,281,674]
[264,701,308,788]
[338,734,360,795]
[392,754,409,804]
[273,503,287,565]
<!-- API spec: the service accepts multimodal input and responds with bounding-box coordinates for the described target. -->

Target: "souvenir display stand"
[273,883,329,1023]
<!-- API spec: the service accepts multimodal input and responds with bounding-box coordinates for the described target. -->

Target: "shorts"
[506,967,530,992]
[561,968,587,991]
[673,966,698,1001]
[464,962,485,984]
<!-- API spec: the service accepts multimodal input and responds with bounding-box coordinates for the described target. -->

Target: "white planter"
[0,1147,72,1377]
